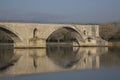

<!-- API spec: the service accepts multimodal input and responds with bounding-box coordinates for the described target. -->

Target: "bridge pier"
[14,38,108,48]
[14,39,46,48]
[73,38,108,47]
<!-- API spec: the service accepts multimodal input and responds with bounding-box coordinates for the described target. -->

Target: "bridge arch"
[0,25,22,42]
[46,26,85,45]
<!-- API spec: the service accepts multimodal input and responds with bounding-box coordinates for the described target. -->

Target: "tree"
[99,23,119,41]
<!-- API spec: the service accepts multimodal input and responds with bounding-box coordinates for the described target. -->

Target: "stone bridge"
[0,22,108,48]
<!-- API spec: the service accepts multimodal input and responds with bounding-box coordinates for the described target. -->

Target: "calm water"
[0,44,120,80]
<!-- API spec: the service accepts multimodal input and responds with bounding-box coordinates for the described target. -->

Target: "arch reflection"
[47,46,80,68]
[46,46,107,69]
[0,44,20,71]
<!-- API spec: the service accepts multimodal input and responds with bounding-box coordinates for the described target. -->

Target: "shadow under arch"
[46,26,84,46]
[0,25,22,42]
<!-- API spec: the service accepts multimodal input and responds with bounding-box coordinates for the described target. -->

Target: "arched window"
[33,28,38,38]
[84,30,86,35]
[87,37,92,42]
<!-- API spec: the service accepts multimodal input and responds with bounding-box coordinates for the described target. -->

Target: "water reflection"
[47,46,80,68]
[1,44,120,77]
[100,47,120,67]
[46,46,106,69]
[0,44,20,71]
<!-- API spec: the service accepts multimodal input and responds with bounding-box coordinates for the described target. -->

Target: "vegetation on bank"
[99,22,120,41]
[99,22,120,46]
[47,28,75,43]
[0,31,13,43]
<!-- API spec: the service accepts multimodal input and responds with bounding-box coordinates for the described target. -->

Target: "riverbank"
[0,43,13,45]
[109,41,120,47]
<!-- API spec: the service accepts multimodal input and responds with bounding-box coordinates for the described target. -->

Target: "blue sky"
[0,0,120,23]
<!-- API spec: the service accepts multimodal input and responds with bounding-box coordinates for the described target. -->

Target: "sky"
[0,0,120,23]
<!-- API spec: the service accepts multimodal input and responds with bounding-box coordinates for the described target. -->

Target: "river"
[0,44,120,80]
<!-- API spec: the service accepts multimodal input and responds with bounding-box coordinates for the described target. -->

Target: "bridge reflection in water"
[0,45,108,76]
